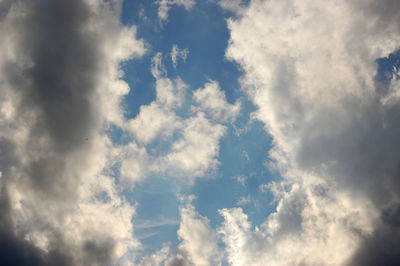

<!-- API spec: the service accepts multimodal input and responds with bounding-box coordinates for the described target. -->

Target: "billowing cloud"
[176,196,222,266]
[0,0,146,264]
[219,0,400,265]
[139,196,222,266]
[121,52,240,185]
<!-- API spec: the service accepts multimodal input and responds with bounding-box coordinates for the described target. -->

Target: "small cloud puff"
[171,44,189,68]
[156,0,195,23]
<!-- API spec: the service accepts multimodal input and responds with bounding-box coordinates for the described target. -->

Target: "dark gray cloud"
[350,212,400,266]
[165,255,190,266]
[17,0,99,197]
[295,70,400,265]
[0,0,118,265]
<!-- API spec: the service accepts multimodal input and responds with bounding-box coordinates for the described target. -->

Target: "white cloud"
[237,195,251,206]
[161,113,226,180]
[220,0,400,265]
[120,142,152,185]
[177,197,222,266]
[135,217,179,230]
[126,53,186,145]
[171,44,189,68]
[139,197,222,266]
[380,70,400,107]
[219,0,247,16]
[121,53,240,185]
[156,0,195,23]
[192,80,241,123]
[139,243,173,266]
[236,175,247,187]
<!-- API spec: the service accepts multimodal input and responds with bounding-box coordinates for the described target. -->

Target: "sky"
[1,0,400,265]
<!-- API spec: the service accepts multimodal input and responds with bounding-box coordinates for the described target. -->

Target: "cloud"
[236,176,247,187]
[219,0,400,265]
[171,44,189,68]
[121,53,240,185]
[156,0,195,23]
[135,217,179,230]
[139,197,222,266]
[192,80,241,123]
[218,0,247,16]
[177,196,222,266]
[126,53,186,145]
[0,0,146,264]
[236,195,251,206]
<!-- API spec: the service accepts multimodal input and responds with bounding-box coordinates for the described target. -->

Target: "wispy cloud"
[135,217,179,229]
[156,0,195,23]
[171,44,189,68]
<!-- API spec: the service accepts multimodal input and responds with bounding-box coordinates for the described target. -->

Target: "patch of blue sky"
[376,49,400,83]
[105,124,132,145]
[190,117,278,230]
[118,0,279,258]
[131,176,182,253]
[120,0,242,118]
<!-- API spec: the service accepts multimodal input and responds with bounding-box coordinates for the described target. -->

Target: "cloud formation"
[139,197,221,266]
[0,0,146,264]
[121,52,240,185]
[171,44,189,68]
[219,0,400,265]
[156,0,195,23]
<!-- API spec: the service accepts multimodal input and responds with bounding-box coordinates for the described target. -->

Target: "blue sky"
[118,0,276,257]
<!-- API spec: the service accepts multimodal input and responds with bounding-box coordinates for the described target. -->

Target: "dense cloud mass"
[0,0,145,265]
[220,0,400,265]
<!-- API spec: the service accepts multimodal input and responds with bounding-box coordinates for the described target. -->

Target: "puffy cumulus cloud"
[139,197,222,266]
[0,0,145,265]
[220,178,378,266]
[160,112,226,179]
[156,0,195,23]
[126,53,186,145]
[139,243,190,266]
[192,80,241,123]
[219,0,400,265]
[121,53,240,185]
[176,196,222,266]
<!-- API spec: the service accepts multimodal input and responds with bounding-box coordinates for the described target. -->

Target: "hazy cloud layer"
[220,0,400,265]
[0,0,145,264]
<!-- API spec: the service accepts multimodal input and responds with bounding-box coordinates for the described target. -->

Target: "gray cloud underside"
[221,0,400,265]
[0,0,124,265]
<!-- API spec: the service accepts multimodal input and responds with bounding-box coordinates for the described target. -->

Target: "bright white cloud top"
[1,0,400,265]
